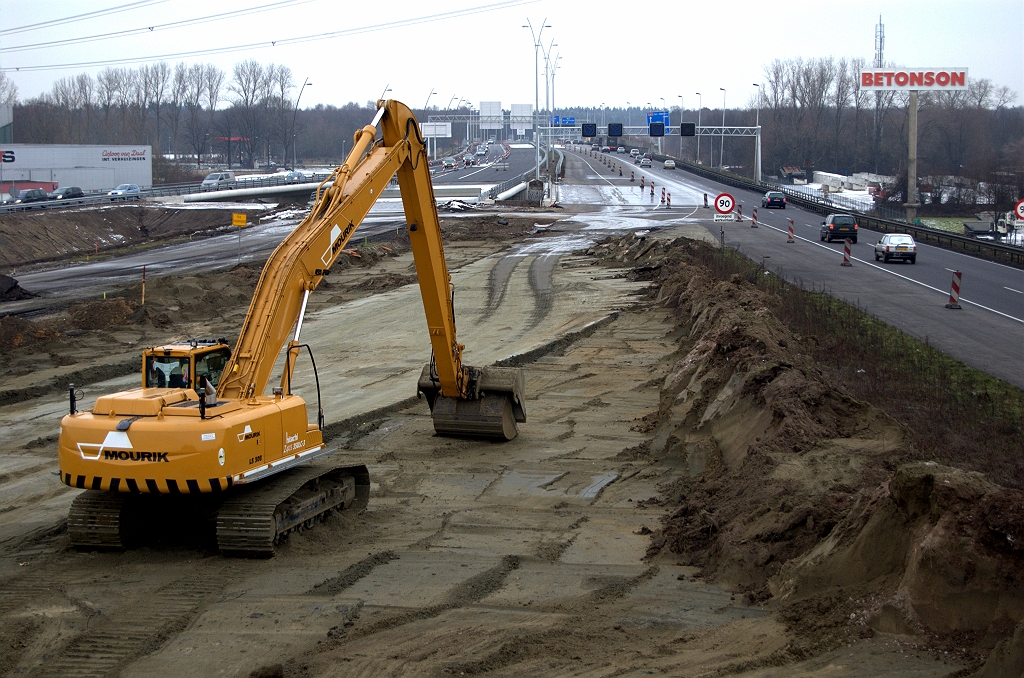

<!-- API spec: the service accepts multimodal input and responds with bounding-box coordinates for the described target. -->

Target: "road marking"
[753,220,1024,324]
[1005,287,1023,294]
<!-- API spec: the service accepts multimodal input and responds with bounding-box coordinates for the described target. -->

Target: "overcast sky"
[1,0,1021,113]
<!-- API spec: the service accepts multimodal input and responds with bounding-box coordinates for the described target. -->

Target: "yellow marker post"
[233,213,247,263]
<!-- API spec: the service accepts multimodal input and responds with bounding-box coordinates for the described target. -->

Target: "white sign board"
[859,68,968,91]
[420,122,452,138]
[479,101,503,131]
[510,103,533,133]
[0,143,152,191]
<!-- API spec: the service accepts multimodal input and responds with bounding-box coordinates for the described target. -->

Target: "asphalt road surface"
[561,146,1024,389]
[431,145,537,185]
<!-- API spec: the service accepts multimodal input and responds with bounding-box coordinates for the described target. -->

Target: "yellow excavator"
[58,99,526,556]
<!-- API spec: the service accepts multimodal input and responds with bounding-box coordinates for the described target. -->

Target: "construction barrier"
[945,270,963,309]
[630,171,634,182]
[752,207,758,228]
[842,238,853,266]
[787,218,795,243]
[737,205,743,222]
[660,187,666,204]
[703,193,709,208]
[667,193,671,209]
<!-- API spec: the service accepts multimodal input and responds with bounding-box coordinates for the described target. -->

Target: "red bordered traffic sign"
[1014,199,1024,221]
[714,193,735,214]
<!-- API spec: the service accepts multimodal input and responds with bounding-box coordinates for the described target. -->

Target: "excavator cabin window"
[195,348,231,388]
[146,356,190,388]
[145,349,230,389]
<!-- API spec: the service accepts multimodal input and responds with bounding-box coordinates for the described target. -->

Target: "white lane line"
[1005,287,1023,294]
[751,220,1024,324]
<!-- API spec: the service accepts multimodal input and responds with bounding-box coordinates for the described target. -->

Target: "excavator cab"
[143,340,231,392]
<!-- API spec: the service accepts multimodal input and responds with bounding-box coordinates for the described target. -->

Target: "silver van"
[201,172,236,190]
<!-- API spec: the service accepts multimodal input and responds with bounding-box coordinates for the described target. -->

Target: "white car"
[663,159,676,170]
[874,234,917,263]
[108,184,141,201]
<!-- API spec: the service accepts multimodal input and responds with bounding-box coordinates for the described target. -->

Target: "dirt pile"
[0,275,34,301]
[583,233,1024,664]
[0,206,273,268]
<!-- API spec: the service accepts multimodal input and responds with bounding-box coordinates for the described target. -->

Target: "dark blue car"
[762,191,786,209]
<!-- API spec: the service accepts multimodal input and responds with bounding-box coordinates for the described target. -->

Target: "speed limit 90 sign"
[1015,199,1024,221]
[714,193,735,214]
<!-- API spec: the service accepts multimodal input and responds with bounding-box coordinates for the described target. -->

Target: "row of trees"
[10,60,300,169]
[5,57,1023,205]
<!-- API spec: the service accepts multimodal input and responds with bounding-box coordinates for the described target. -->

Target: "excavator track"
[68,491,129,550]
[216,463,369,557]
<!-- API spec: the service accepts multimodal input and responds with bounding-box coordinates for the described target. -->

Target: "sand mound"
[0,315,61,353]
[0,275,35,301]
[583,234,1024,659]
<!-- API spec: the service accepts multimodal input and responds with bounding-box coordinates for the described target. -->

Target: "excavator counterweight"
[57,100,525,555]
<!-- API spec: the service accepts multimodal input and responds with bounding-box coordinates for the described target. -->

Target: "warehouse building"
[0,143,153,195]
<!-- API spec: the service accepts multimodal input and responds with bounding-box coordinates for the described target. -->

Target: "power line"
[0,1,168,36]
[0,0,536,73]
[1,0,313,54]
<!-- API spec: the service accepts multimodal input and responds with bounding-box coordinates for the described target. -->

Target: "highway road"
[431,145,537,185]
[561,146,1024,389]
[8,142,1021,389]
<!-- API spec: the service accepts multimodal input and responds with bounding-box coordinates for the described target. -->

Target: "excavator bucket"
[417,365,526,441]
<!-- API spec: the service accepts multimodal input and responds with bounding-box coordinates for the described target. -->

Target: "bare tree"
[0,72,18,104]
[167,63,189,157]
[229,59,271,166]
[148,62,171,152]
[183,64,209,166]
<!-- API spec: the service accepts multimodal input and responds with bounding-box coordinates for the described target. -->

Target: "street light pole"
[678,95,684,159]
[695,92,702,164]
[424,88,435,110]
[524,18,550,180]
[719,88,726,169]
[753,83,762,183]
[291,77,312,169]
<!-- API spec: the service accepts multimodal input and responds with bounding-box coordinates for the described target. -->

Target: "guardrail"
[655,154,1024,268]
[0,171,337,214]
[486,149,547,200]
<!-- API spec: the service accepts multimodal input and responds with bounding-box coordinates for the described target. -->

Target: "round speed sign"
[1015,199,1024,221]
[714,193,735,215]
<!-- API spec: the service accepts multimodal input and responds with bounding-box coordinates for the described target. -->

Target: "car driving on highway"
[638,157,652,168]
[48,186,85,201]
[108,184,141,201]
[663,159,676,170]
[820,214,858,243]
[13,188,49,206]
[874,234,917,263]
[761,191,786,209]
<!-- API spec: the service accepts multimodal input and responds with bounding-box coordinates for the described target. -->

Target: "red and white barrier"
[666,192,671,209]
[704,193,709,208]
[841,238,853,266]
[751,207,758,228]
[945,270,963,309]
[737,204,743,222]
[660,187,666,204]
[787,218,795,243]
[630,171,635,182]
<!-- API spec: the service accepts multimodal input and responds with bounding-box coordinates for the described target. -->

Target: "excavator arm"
[218,99,524,438]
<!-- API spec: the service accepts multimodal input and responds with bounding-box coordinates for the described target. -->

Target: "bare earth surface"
[0,190,1020,676]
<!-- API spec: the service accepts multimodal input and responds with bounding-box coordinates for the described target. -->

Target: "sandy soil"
[1,210,1019,677]
[0,204,280,269]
